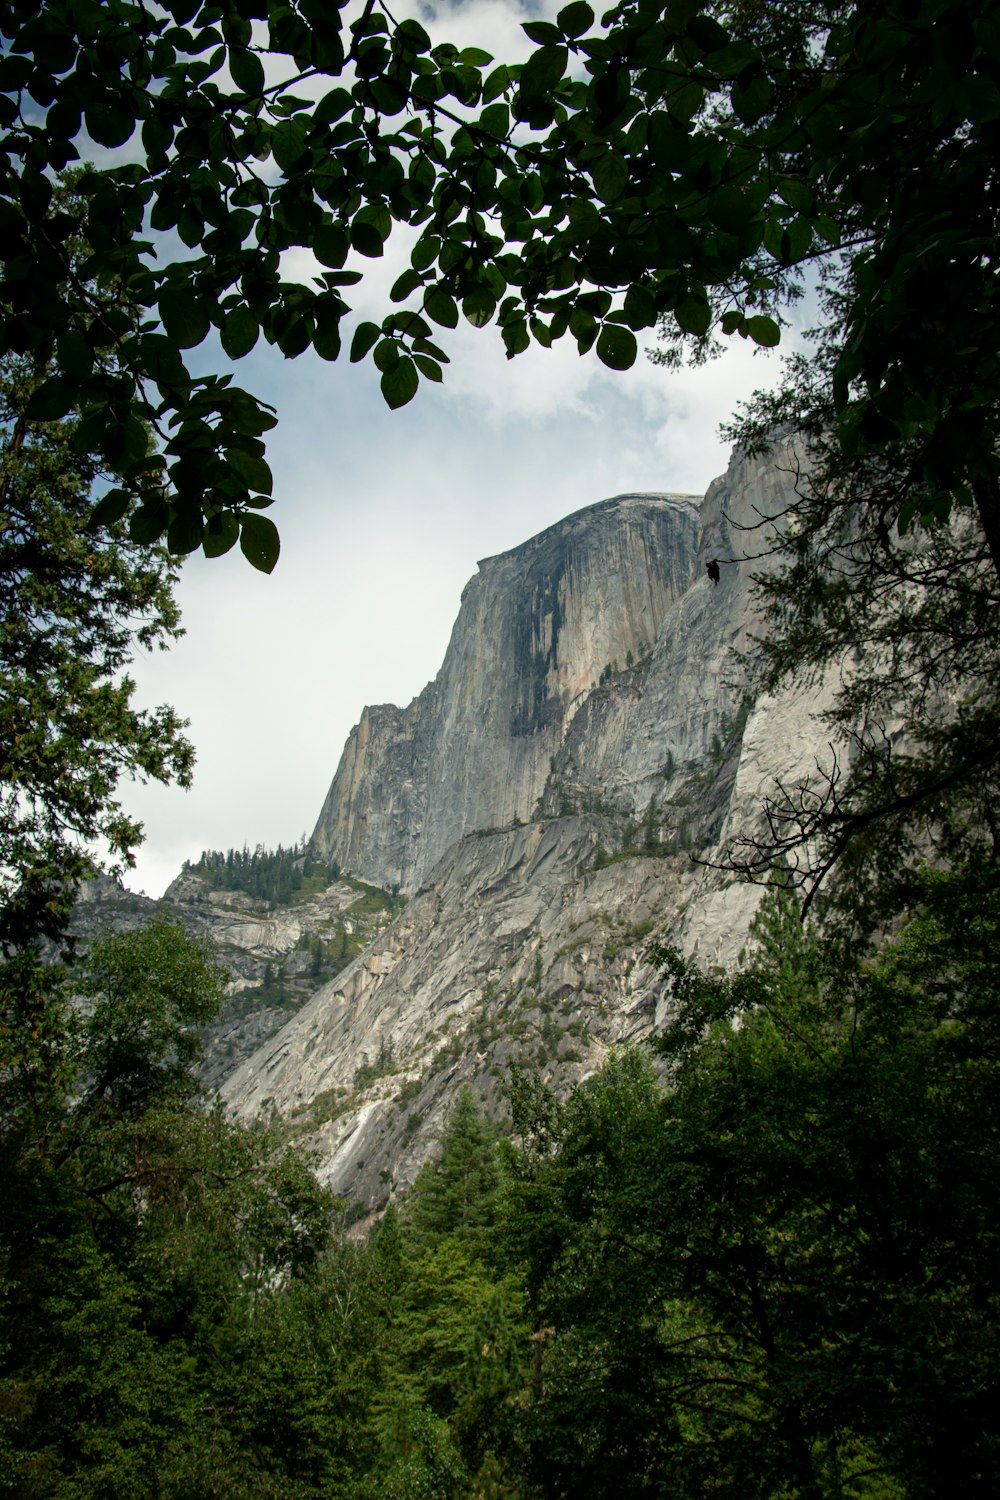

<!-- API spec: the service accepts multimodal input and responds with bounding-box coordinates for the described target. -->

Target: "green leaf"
[221,307,259,359]
[230,47,265,93]
[225,448,273,495]
[666,80,704,121]
[426,289,459,328]
[731,70,771,124]
[271,116,310,172]
[595,324,637,370]
[765,215,812,266]
[313,321,342,361]
[482,64,511,103]
[203,510,240,558]
[623,284,656,331]
[391,267,424,303]
[413,354,443,382]
[167,512,204,556]
[314,224,349,268]
[84,102,135,149]
[129,502,168,545]
[463,289,496,327]
[159,286,211,349]
[88,489,130,530]
[373,339,400,374]
[396,18,432,52]
[25,377,75,421]
[315,86,353,123]
[350,321,381,362]
[460,46,493,66]
[745,315,780,348]
[412,234,441,272]
[520,173,545,212]
[522,21,562,45]
[707,185,753,235]
[479,101,509,137]
[557,2,595,38]
[674,292,711,336]
[239,513,280,573]
[381,356,419,410]
[351,219,386,259]
[685,14,730,53]
[775,177,814,215]
[593,153,628,203]
[520,44,568,102]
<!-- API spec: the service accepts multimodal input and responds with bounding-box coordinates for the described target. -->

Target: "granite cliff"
[310,491,701,892]
[221,437,838,1207]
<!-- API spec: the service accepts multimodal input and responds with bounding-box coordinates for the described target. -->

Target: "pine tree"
[404,1090,500,1250]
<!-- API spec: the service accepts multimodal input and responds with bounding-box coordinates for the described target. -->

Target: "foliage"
[494,862,1000,1498]
[74,919,225,1112]
[3,0,994,573]
[184,838,317,904]
[715,383,1000,915]
[0,918,366,1499]
[0,340,191,947]
[6,880,999,1499]
[403,1088,501,1251]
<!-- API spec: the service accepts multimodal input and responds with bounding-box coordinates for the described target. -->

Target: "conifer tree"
[404,1089,500,1249]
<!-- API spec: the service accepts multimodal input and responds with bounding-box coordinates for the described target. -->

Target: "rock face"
[310,494,701,892]
[222,437,840,1206]
[68,870,404,1092]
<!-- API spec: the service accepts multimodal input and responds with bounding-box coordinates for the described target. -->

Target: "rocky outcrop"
[311,493,702,892]
[69,869,404,1091]
[223,437,840,1205]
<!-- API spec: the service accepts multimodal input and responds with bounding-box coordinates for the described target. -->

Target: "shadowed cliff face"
[311,494,701,892]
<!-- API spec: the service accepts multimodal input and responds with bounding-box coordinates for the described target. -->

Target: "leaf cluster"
[7,0,994,570]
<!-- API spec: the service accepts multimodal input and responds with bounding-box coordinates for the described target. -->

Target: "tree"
[377,1091,527,1493]
[0,338,192,946]
[497,863,1000,1499]
[3,0,994,577]
[73,919,225,1115]
[0,917,348,1499]
[403,1087,501,1250]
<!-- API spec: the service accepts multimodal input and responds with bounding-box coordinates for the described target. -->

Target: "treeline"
[3,864,999,1498]
[183,839,339,905]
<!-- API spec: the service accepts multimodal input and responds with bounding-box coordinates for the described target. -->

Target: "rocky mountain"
[69,866,404,1092]
[310,490,701,893]
[217,436,838,1208]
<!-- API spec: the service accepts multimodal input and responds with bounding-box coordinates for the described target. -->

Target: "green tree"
[403,1087,501,1250]
[74,919,224,1115]
[375,1092,527,1494]
[0,917,352,1499]
[0,343,192,946]
[497,863,1000,1498]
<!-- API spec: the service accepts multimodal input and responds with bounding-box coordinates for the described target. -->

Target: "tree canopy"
[0,335,191,949]
[2,0,995,570]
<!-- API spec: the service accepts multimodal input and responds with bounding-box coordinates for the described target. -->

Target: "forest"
[2,0,999,1495]
[3,873,997,1498]
[182,842,338,905]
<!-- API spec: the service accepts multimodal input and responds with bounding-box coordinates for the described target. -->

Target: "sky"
[118,0,804,899]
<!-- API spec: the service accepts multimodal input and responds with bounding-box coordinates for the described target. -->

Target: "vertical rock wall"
[311,493,702,891]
